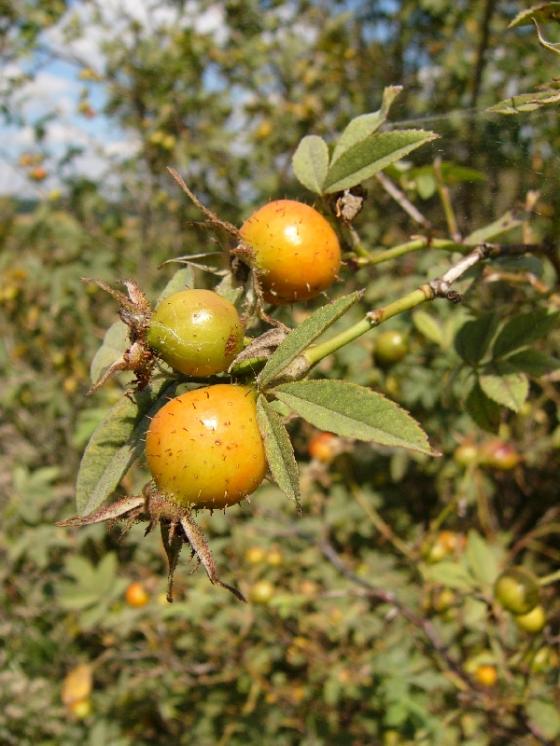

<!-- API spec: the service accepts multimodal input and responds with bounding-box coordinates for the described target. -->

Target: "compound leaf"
[465,381,500,433]
[454,313,498,366]
[273,380,433,455]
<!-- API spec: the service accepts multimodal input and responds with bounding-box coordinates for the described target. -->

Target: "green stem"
[538,568,560,587]
[434,158,461,241]
[361,237,468,266]
[304,286,433,367]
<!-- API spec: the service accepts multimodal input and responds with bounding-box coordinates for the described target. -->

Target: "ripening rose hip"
[308,431,338,463]
[125,581,149,608]
[146,384,267,509]
[147,289,244,376]
[474,664,497,687]
[240,200,341,303]
[480,439,521,471]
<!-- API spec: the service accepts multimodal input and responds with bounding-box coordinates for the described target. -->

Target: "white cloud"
[0,0,231,195]
[0,161,30,196]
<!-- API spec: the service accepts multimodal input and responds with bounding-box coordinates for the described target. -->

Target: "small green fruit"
[453,442,479,468]
[249,579,275,605]
[375,330,408,366]
[494,567,539,615]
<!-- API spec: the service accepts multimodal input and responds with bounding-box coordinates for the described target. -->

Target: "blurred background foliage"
[1,1,559,744]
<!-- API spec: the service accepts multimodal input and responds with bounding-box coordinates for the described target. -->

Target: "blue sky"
[1,0,229,196]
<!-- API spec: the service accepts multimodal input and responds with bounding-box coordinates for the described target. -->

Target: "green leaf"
[65,556,98,586]
[465,382,501,433]
[331,86,402,163]
[509,2,560,28]
[89,320,129,385]
[324,129,438,194]
[479,369,529,412]
[463,597,488,628]
[256,396,300,508]
[525,700,560,740]
[422,561,475,591]
[504,349,560,376]
[415,172,436,199]
[58,587,101,610]
[258,292,362,387]
[454,313,498,365]
[95,552,119,594]
[464,530,500,586]
[158,267,194,301]
[492,310,559,358]
[273,380,433,454]
[292,135,330,194]
[487,89,560,114]
[464,211,523,244]
[412,310,444,346]
[76,382,176,515]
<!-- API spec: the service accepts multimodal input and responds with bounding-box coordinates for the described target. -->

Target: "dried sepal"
[84,278,155,393]
[57,484,245,602]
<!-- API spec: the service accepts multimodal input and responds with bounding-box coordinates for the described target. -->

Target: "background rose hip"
[494,568,540,615]
[125,581,150,608]
[514,604,546,634]
[374,329,409,366]
[308,431,338,463]
[249,579,275,605]
[474,664,497,687]
[480,440,521,471]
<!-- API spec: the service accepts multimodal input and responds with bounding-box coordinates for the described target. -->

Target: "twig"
[375,171,432,229]
[304,243,491,368]
[319,539,472,688]
[166,167,241,239]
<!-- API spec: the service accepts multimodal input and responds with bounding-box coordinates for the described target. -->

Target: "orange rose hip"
[240,200,341,303]
[145,384,267,509]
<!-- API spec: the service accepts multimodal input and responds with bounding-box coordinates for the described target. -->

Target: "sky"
[0,0,228,197]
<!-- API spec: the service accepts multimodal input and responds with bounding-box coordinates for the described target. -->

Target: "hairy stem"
[304,244,493,369]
